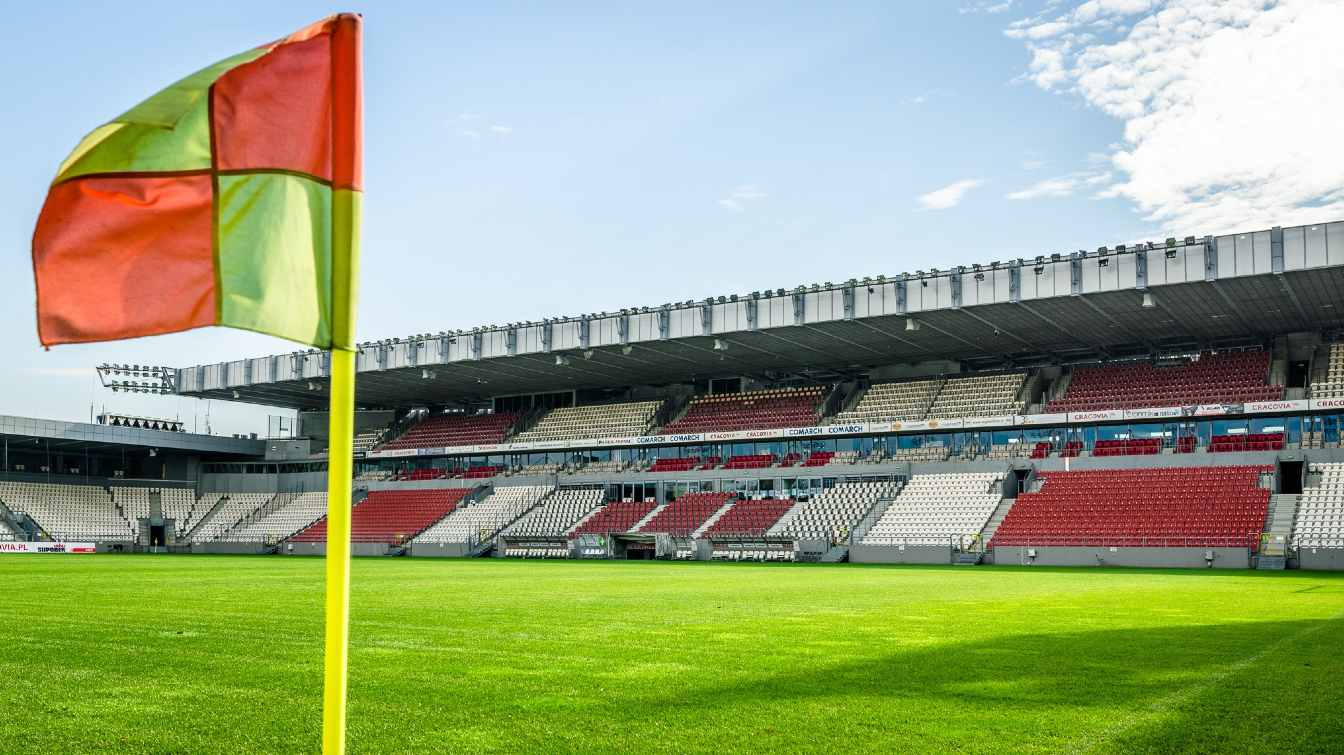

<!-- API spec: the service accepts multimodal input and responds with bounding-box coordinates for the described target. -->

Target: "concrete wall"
[850,544,953,564]
[992,545,1250,569]
[1298,548,1344,571]
[199,470,327,493]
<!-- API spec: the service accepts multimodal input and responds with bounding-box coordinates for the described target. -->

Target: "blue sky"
[0,0,1336,434]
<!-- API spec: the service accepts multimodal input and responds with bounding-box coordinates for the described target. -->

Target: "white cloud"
[917,178,986,210]
[718,184,768,212]
[1006,170,1112,200]
[960,0,1015,14]
[1005,0,1344,234]
[489,124,514,135]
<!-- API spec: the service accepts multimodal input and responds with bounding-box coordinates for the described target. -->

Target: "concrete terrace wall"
[991,546,1250,569]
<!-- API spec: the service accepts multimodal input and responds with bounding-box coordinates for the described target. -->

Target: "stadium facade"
[4,219,1344,570]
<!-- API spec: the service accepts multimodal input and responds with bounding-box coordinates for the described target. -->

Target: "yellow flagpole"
[322,14,362,754]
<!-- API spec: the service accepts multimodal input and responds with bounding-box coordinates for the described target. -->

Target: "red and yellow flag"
[32,14,362,349]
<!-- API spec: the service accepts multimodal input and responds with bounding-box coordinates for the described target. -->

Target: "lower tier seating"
[860,472,1005,547]
[769,480,899,543]
[413,486,550,544]
[292,488,470,543]
[188,493,274,544]
[223,493,329,543]
[504,488,606,538]
[703,499,795,538]
[0,481,132,542]
[635,492,734,535]
[569,500,658,535]
[990,466,1271,549]
[1293,463,1344,548]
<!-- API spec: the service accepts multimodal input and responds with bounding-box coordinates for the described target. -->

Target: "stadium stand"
[702,499,795,538]
[769,480,898,542]
[575,459,627,474]
[351,429,385,455]
[831,378,939,423]
[414,485,550,544]
[801,450,837,467]
[188,493,274,544]
[984,443,1029,460]
[569,500,658,535]
[222,493,328,543]
[1092,438,1164,456]
[512,400,663,443]
[1293,463,1344,548]
[1209,433,1286,452]
[462,465,504,479]
[925,372,1026,418]
[511,462,564,476]
[860,472,1005,547]
[889,445,951,463]
[1311,342,1344,399]
[648,457,701,473]
[379,412,517,451]
[990,466,1271,548]
[504,488,606,538]
[0,481,132,542]
[660,387,825,434]
[292,488,470,544]
[112,487,198,531]
[635,492,734,535]
[723,454,775,470]
[1047,351,1282,412]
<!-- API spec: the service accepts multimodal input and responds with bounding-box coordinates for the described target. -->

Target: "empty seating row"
[635,492,734,536]
[292,488,470,544]
[112,486,198,532]
[380,412,517,451]
[769,480,899,543]
[0,481,133,542]
[888,445,950,463]
[860,472,1005,547]
[703,499,795,538]
[1092,438,1164,456]
[512,400,663,443]
[1293,463,1344,548]
[990,466,1271,549]
[1209,433,1285,452]
[1048,351,1282,412]
[505,488,606,538]
[188,493,274,544]
[569,500,659,535]
[832,378,939,423]
[222,493,329,543]
[662,387,825,434]
[1311,342,1344,399]
[925,373,1025,418]
[413,486,550,544]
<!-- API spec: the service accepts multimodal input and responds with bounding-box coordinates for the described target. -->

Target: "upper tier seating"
[702,499,795,538]
[188,493,274,544]
[511,463,564,476]
[648,457,700,473]
[351,429,385,454]
[860,472,1005,547]
[505,488,606,538]
[925,373,1026,418]
[801,451,836,467]
[380,412,517,451]
[985,443,1030,461]
[723,454,774,470]
[1311,342,1344,399]
[1092,438,1163,456]
[661,387,825,434]
[413,486,550,544]
[569,500,658,535]
[990,466,1271,549]
[1293,463,1344,548]
[1047,351,1282,412]
[512,400,663,443]
[221,492,329,543]
[462,465,504,479]
[1209,433,1286,452]
[0,481,132,542]
[770,480,898,542]
[832,379,939,423]
[635,492,734,536]
[292,488,470,544]
[889,445,950,463]
[575,459,627,474]
[395,469,448,481]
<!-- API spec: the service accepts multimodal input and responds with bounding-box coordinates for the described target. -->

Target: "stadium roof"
[174,220,1344,411]
[0,414,266,456]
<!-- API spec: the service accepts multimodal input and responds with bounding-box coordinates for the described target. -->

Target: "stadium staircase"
[819,544,849,562]
[627,503,666,534]
[976,497,1017,552]
[0,499,34,540]
[689,500,738,538]
[184,493,262,542]
[847,487,902,546]
[467,493,548,557]
[1256,494,1299,569]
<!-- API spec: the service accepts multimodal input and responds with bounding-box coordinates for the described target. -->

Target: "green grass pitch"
[1,556,1342,753]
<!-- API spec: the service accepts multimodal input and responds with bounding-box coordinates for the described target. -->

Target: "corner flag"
[31,14,362,753]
